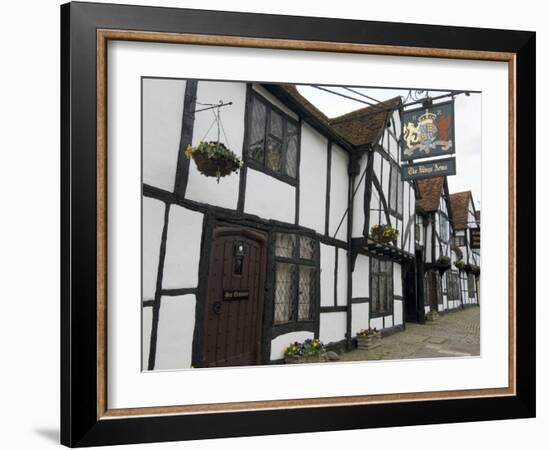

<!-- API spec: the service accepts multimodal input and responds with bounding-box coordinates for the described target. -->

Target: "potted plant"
[370,224,399,244]
[454,260,465,270]
[356,328,381,350]
[471,265,481,275]
[185,141,242,182]
[284,338,326,364]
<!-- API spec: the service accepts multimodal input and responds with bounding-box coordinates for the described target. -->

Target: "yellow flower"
[185,144,193,160]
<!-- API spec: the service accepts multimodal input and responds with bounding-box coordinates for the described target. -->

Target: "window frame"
[388,160,403,219]
[446,270,461,301]
[369,256,394,318]
[271,232,320,327]
[244,88,301,186]
[467,272,476,298]
[454,235,466,247]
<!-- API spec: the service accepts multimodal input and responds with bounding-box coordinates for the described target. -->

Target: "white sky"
[297,85,482,210]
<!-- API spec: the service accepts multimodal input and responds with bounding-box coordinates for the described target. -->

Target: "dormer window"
[245,91,299,184]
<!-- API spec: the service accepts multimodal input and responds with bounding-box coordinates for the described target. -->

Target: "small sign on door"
[223,289,249,301]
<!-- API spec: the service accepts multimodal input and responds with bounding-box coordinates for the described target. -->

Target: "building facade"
[141,79,479,370]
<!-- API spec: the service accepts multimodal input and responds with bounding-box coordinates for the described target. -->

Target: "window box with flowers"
[370,224,399,244]
[284,339,326,364]
[356,328,381,350]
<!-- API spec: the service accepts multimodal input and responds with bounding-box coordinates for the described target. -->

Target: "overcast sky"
[297,86,482,210]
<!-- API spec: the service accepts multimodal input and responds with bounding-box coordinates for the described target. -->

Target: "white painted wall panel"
[270,331,314,360]
[381,158,390,203]
[393,110,402,141]
[245,168,295,224]
[352,254,369,298]
[394,300,403,326]
[142,197,165,300]
[142,306,153,370]
[186,81,246,209]
[162,205,204,289]
[320,244,336,307]
[351,303,370,336]
[393,263,403,297]
[352,154,368,237]
[384,315,393,329]
[142,78,186,191]
[388,131,399,161]
[329,145,349,241]
[370,316,383,330]
[154,294,196,370]
[299,123,327,234]
[337,248,348,306]
[319,312,347,344]
[373,151,382,180]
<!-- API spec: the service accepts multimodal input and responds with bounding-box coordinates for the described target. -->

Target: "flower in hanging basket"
[454,260,465,270]
[471,265,481,275]
[370,224,399,244]
[451,245,463,261]
[186,141,242,182]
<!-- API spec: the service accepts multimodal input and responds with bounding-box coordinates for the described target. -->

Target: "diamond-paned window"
[245,91,299,182]
[273,233,319,325]
[370,257,393,316]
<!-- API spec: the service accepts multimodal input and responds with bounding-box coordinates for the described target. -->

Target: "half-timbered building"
[414,177,459,317]
[141,79,419,370]
[449,191,480,306]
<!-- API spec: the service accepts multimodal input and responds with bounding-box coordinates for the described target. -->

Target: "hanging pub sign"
[470,228,481,249]
[401,157,456,181]
[402,100,455,161]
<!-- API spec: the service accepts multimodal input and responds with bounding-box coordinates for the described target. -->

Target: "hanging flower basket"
[185,141,242,182]
[463,263,474,273]
[451,245,463,261]
[370,224,399,244]
[435,255,452,272]
[471,265,481,275]
[454,260,465,270]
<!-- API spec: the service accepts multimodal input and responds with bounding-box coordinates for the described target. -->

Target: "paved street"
[341,306,480,361]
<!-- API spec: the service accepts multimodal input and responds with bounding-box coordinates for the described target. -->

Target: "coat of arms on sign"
[402,101,455,160]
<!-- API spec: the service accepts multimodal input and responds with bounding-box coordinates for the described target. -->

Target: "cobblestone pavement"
[340,306,480,362]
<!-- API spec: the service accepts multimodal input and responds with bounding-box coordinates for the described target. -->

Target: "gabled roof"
[262,84,401,148]
[328,97,403,147]
[415,177,445,213]
[449,191,473,230]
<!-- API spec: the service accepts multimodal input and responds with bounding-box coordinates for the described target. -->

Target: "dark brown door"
[202,226,267,367]
[426,270,440,310]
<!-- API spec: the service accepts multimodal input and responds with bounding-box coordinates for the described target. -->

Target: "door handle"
[213,301,222,315]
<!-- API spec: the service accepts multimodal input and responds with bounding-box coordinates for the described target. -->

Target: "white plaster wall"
[426,221,433,263]
[381,157,390,203]
[162,205,204,289]
[393,110,402,141]
[320,244,336,307]
[245,168,295,224]
[299,123,327,234]
[337,248,348,306]
[319,312,347,344]
[142,78,186,192]
[352,153,368,237]
[154,294,196,370]
[393,263,403,297]
[424,305,431,316]
[352,254,369,298]
[394,300,403,326]
[142,197,166,300]
[384,315,393,329]
[186,81,246,209]
[270,331,314,360]
[373,151,382,180]
[252,85,299,120]
[329,144,349,241]
[388,129,399,161]
[351,302,370,336]
[142,306,153,370]
[370,317,383,330]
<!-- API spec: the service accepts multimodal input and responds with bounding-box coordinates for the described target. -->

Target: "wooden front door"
[425,270,441,311]
[202,226,267,367]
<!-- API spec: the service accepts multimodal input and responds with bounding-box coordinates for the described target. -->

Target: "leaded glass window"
[273,233,319,325]
[245,91,299,182]
[446,271,460,301]
[370,257,393,316]
[389,163,403,217]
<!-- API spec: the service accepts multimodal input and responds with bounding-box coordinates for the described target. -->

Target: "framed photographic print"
[60,1,535,447]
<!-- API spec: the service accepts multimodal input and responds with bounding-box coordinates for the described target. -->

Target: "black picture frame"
[61,1,535,447]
